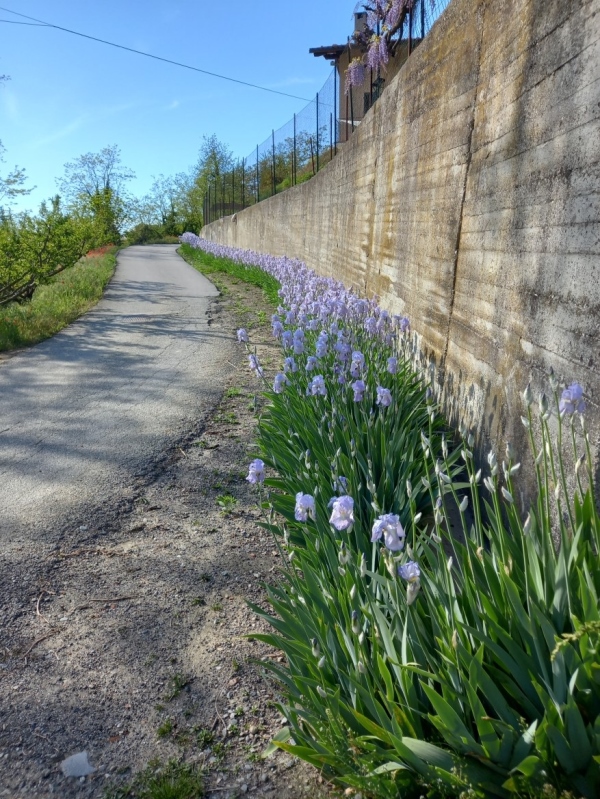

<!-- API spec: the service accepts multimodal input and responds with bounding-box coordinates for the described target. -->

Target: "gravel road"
[0,244,233,544]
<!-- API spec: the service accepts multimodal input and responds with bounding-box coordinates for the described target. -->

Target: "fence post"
[333,64,337,155]
[271,129,275,196]
[350,80,354,134]
[293,113,297,186]
[421,0,425,39]
[256,145,259,204]
[330,112,333,162]
[231,164,235,215]
[316,91,320,173]
[242,158,245,209]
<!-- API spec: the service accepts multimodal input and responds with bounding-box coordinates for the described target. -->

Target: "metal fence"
[203,0,451,225]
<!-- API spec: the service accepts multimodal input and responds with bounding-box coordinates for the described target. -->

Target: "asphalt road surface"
[0,244,234,544]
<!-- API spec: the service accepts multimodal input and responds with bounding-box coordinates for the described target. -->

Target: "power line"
[0,19,46,25]
[0,5,312,103]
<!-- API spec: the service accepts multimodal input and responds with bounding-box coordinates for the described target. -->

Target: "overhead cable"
[0,5,312,102]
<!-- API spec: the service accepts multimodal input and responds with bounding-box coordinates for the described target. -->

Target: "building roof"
[309,44,347,59]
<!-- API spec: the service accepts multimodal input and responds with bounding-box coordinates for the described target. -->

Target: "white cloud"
[32,116,87,147]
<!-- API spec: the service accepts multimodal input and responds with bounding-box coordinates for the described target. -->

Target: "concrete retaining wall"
[202,0,600,503]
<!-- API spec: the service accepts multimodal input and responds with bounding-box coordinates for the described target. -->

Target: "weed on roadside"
[164,673,191,702]
[156,719,174,739]
[216,493,237,514]
[103,758,205,799]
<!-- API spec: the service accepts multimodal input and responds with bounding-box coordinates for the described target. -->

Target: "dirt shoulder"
[0,275,335,799]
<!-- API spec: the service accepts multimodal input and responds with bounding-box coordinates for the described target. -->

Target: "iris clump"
[182,234,599,799]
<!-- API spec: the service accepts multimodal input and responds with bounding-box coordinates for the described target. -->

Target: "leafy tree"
[57,144,135,243]
[0,197,95,305]
[192,135,235,226]
[0,78,33,211]
[130,173,193,235]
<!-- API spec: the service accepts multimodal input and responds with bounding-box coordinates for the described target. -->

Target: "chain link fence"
[203,0,451,224]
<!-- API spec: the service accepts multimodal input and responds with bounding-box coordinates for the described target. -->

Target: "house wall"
[202,0,600,505]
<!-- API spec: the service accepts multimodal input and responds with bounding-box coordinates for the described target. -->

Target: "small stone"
[240,784,248,793]
[60,752,95,778]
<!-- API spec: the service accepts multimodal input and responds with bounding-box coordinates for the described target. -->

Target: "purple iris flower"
[371,514,405,551]
[376,386,392,408]
[307,375,327,397]
[273,373,289,394]
[316,340,328,358]
[364,317,377,335]
[329,495,354,531]
[350,351,365,378]
[306,356,318,372]
[352,379,366,402]
[282,330,293,349]
[294,493,315,522]
[334,476,348,494]
[398,561,421,582]
[559,382,586,414]
[237,328,249,343]
[246,459,265,484]
[387,357,398,374]
[272,321,284,338]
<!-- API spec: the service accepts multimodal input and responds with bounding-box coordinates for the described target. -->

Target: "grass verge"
[178,242,279,306]
[0,249,117,352]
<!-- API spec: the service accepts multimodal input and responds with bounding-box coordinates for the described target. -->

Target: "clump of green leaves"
[164,674,191,702]
[156,719,174,739]
[216,494,237,515]
[104,758,205,799]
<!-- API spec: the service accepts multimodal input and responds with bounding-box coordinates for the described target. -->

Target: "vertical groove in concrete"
[440,5,486,383]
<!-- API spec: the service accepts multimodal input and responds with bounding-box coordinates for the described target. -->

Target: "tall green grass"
[178,242,279,306]
[0,250,116,351]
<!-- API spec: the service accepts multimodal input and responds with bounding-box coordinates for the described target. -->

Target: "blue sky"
[0,1,353,212]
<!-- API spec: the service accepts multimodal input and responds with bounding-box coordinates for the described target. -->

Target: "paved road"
[0,244,233,542]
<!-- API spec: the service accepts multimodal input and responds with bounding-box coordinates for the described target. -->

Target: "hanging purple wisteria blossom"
[345,58,366,94]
